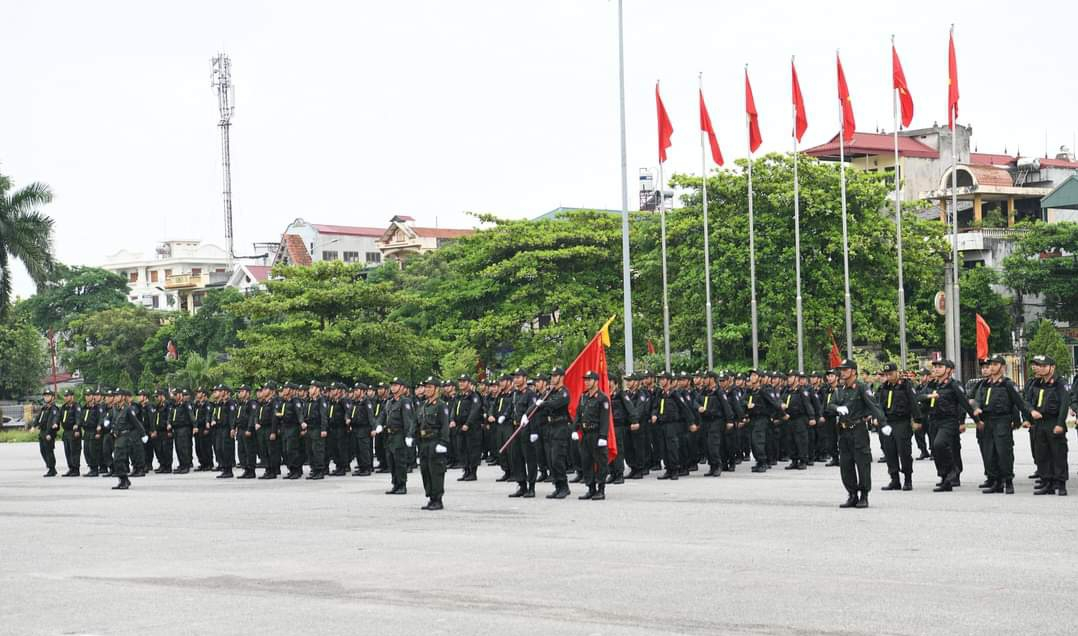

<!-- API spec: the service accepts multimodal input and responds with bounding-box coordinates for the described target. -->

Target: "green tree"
[0,173,55,313]
[19,264,128,332]
[1026,319,1073,375]
[959,266,1013,354]
[0,313,47,399]
[168,352,225,389]
[170,288,244,358]
[1003,221,1078,322]
[63,305,163,387]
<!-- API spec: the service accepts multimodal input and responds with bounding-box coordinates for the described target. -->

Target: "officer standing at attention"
[254,383,281,479]
[744,371,784,473]
[507,368,538,499]
[972,354,1030,495]
[534,367,572,499]
[1025,356,1070,496]
[58,390,83,477]
[81,389,103,477]
[575,370,611,500]
[301,381,329,480]
[235,385,259,479]
[109,390,148,490]
[192,388,213,471]
[416,377,450,510]
[347,383,375,476]
[381,378,417,495]
[454,375,485,482]
[36,389,61,477]
[826,359,885,508]
[917,359,976,492]
[878,362,921,492]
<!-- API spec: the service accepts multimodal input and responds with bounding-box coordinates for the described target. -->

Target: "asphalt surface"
[2,433,1077,636]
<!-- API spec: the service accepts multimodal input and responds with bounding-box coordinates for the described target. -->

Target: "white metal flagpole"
[746,65,759,368]
[659,157,671,373]
[700,72,715,370]
[792,55,805,373]
[950,24,962,380]
[893,35,908,370]
[838,51,854,358]
[616,0,634,373]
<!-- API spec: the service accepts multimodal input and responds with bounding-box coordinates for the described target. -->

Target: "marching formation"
[33,355,1077,510]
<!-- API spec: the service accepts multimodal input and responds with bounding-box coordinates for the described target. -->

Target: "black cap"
[535,373,550,382]
[236,384,251,392]
[352,382,367,390]
[389,377,406,386]
[512,367,528,377]
[583,370,600,381]
[986,354,1005,364]
[421,376,441,387]
[932,359,955,369]
[881,363,898,373]
[1031,355,1055,366]
[457,374,473,384]
[550,366,566,377]
[837,359,858,370]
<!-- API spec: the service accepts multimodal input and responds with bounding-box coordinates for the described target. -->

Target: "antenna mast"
[211,53,235,268]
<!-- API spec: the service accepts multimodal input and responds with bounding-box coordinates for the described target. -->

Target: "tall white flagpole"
[700,73,715,370]
[658,78,671,373]
[616,0,634,373]
[746,65,760,368]
[893,35,908,370]
[792,56,805,373]
[838,50,854,358]
[950,26,962,379]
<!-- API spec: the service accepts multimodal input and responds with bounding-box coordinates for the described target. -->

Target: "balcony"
[164,273,207,289]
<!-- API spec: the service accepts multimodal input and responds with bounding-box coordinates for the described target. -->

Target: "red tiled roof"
[245,265,272,282]
[310,224,384,237]
[281,234,312,266]
[1039,158,1078,169]
[965,165,1013,188]
[969,152,1016,166]
[412,227,474,239]
[803,132,939,159]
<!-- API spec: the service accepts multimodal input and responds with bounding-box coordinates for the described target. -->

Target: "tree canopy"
[0,312,47,399]
[63,304,164,388]
[0,172,55,314]
[19,264,128,333]
[1003,221,1078,322]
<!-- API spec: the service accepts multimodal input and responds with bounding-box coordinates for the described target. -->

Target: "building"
[101,241,232,313]
[227,264,273,294]
[272,216,475,268]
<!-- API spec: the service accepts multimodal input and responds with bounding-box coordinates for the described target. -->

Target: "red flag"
[948,29,959,129]
[975,313,991,360]
[656,82,673,163]
[646,339,656,355]
[828,328,842,369]
[791,60,808,142]
[745,70,762,153]
[699,90,724,166]
[565,318,618,462]
[892,44,914,128]
[836,53,856,144]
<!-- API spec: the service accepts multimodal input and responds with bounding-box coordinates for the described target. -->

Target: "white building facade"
[101,241,232,312]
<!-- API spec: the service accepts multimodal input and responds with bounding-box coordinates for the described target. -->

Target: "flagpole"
[616,0,634,374]
[792,55,805,373]
[893,35,908,370]
[838,50,854,358]
[746,64,759,368]
[950,26,962,379]
[700,72,715,370]
[659,156,672,373]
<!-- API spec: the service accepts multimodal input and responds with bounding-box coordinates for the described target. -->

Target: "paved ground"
[2,434,1077,636]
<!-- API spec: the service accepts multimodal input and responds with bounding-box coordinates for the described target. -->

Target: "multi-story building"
[101,241,232,313]
[273,215,474,268]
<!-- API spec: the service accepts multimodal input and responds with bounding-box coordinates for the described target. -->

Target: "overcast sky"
[5,0,1076,299]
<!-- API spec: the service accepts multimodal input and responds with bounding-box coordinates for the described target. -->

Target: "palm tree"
[0,173,55,314]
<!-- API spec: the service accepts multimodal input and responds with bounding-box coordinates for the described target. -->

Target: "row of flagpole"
[619,2,962,374]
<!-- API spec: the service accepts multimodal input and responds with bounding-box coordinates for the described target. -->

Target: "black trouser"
[258,427,281,474]
[327,426,347,471]
[387,433,409,489]
[195,428,214,468]
[153,432,173,469]
[174,427,192,469]
[780,420,793,459]
[457,423,480,471]
[305,427,326,472]
[83,430,101,471]
[765,421,781,463]
[508,424,538,485]
[375,431,387,468]
[448,424,460,465]
[649,421,665,469]
[610,425,628,478]
[628,423,649,471]
[662,421,680,472]
[217,428,236,470]
[914,425,929,455]
[143,437,155,469]
[817,417,837,459]
[750,417,769,464]
[739,423,752,458]
[495,422,512,474]
[789,416,809,462]
[705,421,724,471]
[981,416,1015,482]
[806,423,817,462]
[683,424,699,467]
[881,418,913,478]
[419,439,447,499]
[931,421,960,481]
[352,426,373,472]
[63,429,81,471]
[544,421,570,484]
[101,434,114,471]
[39,430,57,470]
[1033,420,1068,484]
[238,429,258,471]
[838,422,872,495]
[283,426,302,471]
[580,428,608,486]
[112,432,139,476]
[723,422,740,467]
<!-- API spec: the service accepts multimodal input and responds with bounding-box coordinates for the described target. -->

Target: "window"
[164,269,172,278]
[151,296,160,309]
[149,270,158,283]
[192,292,205,308]
[366,252,382,264]
[322,250,339,261]
[343,251,359,263]
[191,268,202,276]
[215,268,225,273]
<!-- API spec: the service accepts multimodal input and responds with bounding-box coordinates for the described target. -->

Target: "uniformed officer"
[100,389,117,476]
[301,381,329,480]
[324,383,348,476]
[744,370,784,473]
[878,362,921,491]
[826,359,885,508]
[347,383,375,476]
[209,385,237,478]
[972,354,1030,494]
[253,383,281,479]
[1025,356,1070,496]
[147,389,171,473]
[607,374,637,484]
[416,377,450,510]
[379,377,416,494]
[35,389,60,477]
[109,390,148,490]
[917,359,976,492]
[487,374,513,482]
[651,372,688,479]
[574,371,611,500]
[80,389,103,477]
[913,368,933,460]
[454,374,485,482]
[535,367,572,498]
[191,388,213,471]
[58,390,83,477]
[235,385,259,479]
[507,368,539,498]
[782,371,817,470]
[699,371,734,477]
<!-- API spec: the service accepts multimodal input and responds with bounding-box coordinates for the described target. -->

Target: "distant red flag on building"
[892,44,914,128]
[836,53,856,144]
[745,70,762,153]
[656,82,674,163]
[565,317,618,463]
[792,60,808,142]
[699,90,724,166]
[828,328,843,369]
[948,29,960,129]
[975,313,991,360]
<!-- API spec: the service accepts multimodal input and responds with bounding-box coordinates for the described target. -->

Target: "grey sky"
[5,0,1075,299]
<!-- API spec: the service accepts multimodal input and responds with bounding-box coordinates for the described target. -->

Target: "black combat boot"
[881,475,901,491]
[839,492,858,508]
[1004,479,1014,494]
[537,470,548,483]
[462,468,477,482]
[84,469,99,477]
[111,476,130,490]
[933,480,953,492]
[569,472,584,484]
[522,481,536,498]
[578,484,595,500]
[982,481,1003,493]
[307,470,324,480]
[592,483,606,501]
[238,469,256,479]
[217,468,234,479]
[456,469,470,481]
[508,482,527,498]
[43,468,57,477]
[1057,483,1068,496]
[902,474,913,491]
[428,497,444,511]
[978,479,994,489]
[855,492,869,508]
[1034,481,1056,495]
[496,471,511,482]
[258,470,276,479]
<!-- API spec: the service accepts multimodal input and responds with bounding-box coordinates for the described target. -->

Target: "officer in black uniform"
[972,354,1030,494]
[253,383,281,479]
[381,377,417,495]
[301,381,329,480]
[454,374,485,482]
[234,385,258,479]
[878,362,921,491]
[698,371,734,476]
[507,368,538,499]
[1025,356,1070,495]
[917,359,976,492]
[607,374,636,484]
[745,370,784,473]
[575,370,611,500]
[35,389,61,477]
[782,371,817,470]
[826,359,885,508]
[81,389,103,476]
[416,377,450,511]
[347,382,375,476]
[58,390,83,477]
[191,388,213,470]
[651,372,687,479]
[109,389,148,490]
[535,367,572,498]
[487,374,513,482]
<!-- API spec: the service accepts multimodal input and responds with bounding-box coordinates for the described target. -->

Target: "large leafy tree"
[19,264,128,333]
[958,266,1013,354]
[1003,221,1078,322]
[1026,318,1074,375]
[0,311,47,399]
[63,304,163,388]
[0,173,55,314]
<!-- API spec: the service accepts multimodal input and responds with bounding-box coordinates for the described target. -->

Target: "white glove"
[434,444,447,454]
[520,414,529,426]
[141,436,149,444]
[374,425,384,434]
[497,415,505,424]
[881,424,893,437]
[103,419,111,428]
[836,406,849,416]
[571,431,580,441]
[535,399,544,407]
[405,437,414,448]
[529,433,539,443]
[597,438,608,447]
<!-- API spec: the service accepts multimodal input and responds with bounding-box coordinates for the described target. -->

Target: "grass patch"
[0,429,41,443]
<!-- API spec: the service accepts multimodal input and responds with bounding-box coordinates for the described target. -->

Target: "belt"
[419,429,440,439]
[581,423,599,430]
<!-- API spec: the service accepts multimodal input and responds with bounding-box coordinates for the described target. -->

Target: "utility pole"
[211,53,236,270]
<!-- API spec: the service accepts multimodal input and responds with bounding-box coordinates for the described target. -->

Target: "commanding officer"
[1026,356,1070,496]
[416,377,450,510]
[607,374,637,485]
[782,372,817,470]
[454,375,485,482]
[534,367,572,499]
[744,371,784,473]
[109,390,148,490]
[650,372,687,480]
[826,359,885,508]
[574,371,611,500]
[972,354,1030,494]
[917,359,976,492]
[81,389,103,477]
[878,362,921,491]
[254,383,281,479]
[380,377,417,495]
[58,390,83,477]
[301,381,329,480]
[191,388,213,471]
[507,368,538,499]
[235,385,259,479]
[35,389,61,477]
[347,383,375,476]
